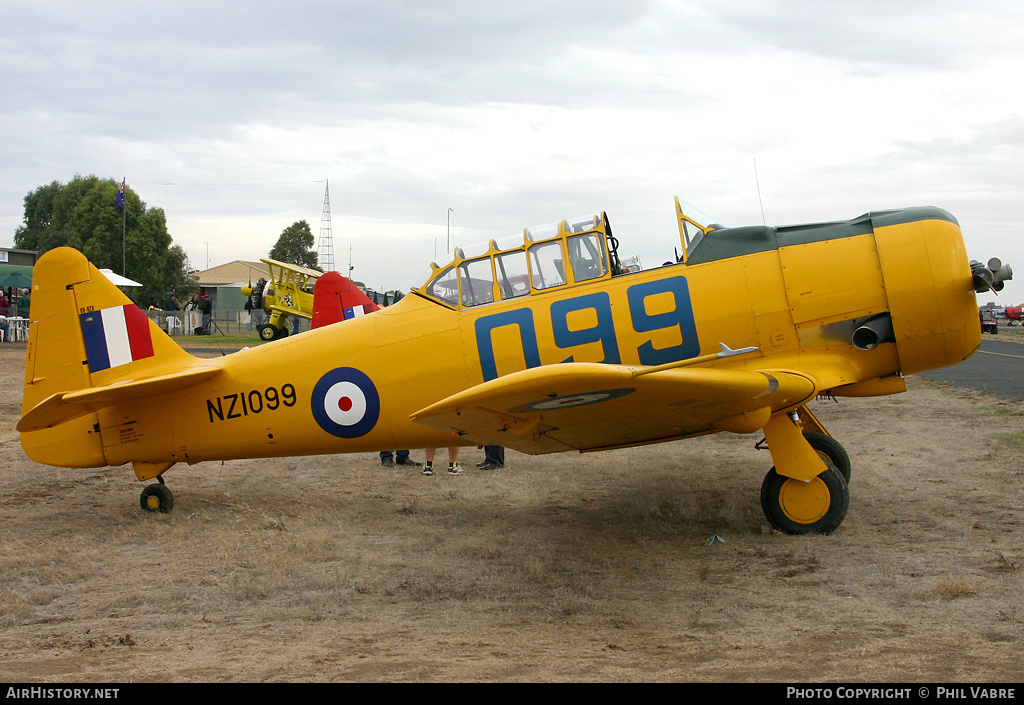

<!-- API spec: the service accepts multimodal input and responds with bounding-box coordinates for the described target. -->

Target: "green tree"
[269,220,319,270]
[14,175,197,305]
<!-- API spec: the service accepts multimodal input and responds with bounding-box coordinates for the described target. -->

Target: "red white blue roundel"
[311,367,380,438]
[511,387,635,413]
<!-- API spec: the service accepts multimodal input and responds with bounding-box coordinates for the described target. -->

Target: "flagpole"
[121,177,126,276]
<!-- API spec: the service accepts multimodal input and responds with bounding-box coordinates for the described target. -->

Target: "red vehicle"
[981,311,999,334]
[1005,306,1022,321]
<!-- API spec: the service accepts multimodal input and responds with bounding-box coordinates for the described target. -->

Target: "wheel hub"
[778,476,831,524]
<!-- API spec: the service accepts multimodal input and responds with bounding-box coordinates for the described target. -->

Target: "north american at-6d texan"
[18,199,1010,534]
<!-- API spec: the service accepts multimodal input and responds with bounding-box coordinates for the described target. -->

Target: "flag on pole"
[115,181,125,211]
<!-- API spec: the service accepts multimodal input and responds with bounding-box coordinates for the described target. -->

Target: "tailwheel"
[760,463,848,535]
[140,483,174,513]
[804,432,852,483]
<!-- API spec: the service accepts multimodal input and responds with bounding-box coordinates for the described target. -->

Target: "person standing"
[200,294,213,334]
[16,289,30,318]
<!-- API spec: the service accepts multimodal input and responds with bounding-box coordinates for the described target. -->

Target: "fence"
[1,308,312,341]
[144,309,309,336]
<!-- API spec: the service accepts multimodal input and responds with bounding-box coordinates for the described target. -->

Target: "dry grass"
[920,576,980,601]
[0,347,1022,682]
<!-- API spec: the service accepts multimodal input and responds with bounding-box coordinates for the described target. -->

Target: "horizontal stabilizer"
[18,366,221,432]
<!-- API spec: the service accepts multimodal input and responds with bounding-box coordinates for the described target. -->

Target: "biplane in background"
[241,258,322,341]
[18,198,1010,534]
[243,258,391,340]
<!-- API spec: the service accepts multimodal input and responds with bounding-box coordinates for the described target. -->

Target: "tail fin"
[20,247,200,467]
[311,271,381,329]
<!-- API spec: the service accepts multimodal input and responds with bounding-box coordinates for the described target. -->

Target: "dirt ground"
[0,345,1021,683]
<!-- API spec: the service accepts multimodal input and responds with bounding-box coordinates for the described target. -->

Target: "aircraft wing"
[265,302,312,319]
[410,362,817,454]
[261,258,323,280]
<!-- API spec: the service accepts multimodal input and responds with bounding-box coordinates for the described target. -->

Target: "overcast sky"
[2,0,1022,302]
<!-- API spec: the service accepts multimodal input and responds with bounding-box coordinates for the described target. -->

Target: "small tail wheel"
[140,483,174,513]
[761,463,849,535]
[804,432,852,483]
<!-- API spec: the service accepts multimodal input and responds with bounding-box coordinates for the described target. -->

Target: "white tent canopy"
[99,268,143,287]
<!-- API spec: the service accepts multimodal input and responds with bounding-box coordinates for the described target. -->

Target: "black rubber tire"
[760,463,849,535]
[140,483,174,513]
[258,324,277,341]
[804,432,852,483]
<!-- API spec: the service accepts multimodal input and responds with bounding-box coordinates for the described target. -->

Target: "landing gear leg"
[804,432,852,483]
[791,406,852,482]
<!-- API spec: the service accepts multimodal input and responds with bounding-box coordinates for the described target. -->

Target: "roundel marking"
[311,367,380,438]
[510,387,636,413]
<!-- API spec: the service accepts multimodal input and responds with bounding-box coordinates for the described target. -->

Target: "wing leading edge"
[410,360,818,454]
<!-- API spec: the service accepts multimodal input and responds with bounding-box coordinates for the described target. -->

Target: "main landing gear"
[757,409,851,535]
[257,323,289,341]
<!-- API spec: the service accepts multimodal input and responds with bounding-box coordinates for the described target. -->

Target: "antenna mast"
[318,179,335,272]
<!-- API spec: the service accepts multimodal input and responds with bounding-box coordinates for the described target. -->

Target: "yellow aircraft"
[18,199,1010,534]
[241,258,322,341]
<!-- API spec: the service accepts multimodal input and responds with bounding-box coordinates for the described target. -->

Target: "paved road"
[920,337,1024,400]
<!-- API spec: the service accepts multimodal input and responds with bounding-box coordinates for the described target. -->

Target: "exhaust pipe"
[972,258,1013,293]
[852,313,895,350]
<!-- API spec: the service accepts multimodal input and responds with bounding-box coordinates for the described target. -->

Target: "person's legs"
[447,447,463,475]
[395,450,419,467]
[479,445,504,470]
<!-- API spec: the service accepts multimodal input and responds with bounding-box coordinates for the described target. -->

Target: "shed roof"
[194,260,270,286]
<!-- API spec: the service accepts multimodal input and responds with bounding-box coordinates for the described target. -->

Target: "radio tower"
[317,179,335,272]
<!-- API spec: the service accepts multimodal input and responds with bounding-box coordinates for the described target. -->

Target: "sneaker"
[423,465,433,476]
[478,462,503,471]
[447,463,464,475]
[396,457,420,467]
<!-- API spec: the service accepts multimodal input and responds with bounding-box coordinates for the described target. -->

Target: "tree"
[14,175,197,305]
[269,220,319,270]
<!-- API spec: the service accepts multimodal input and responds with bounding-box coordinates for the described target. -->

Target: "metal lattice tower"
[317,179,335,272]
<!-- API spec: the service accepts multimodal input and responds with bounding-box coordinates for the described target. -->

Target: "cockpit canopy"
[413,214,615,309]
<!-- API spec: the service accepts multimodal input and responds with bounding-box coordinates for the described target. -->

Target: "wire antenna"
[754,158,766,225]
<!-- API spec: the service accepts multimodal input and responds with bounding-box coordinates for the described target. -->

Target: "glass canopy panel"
[458,257,496,306]
[425,266,459,305]
[567,233,607,283]
[529,240,567,290]
[494,249,530,300]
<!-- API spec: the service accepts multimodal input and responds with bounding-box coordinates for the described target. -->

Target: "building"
[0,247,38,279]
[192,260,270,311]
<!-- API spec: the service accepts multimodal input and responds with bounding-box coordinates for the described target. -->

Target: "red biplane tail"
[311,271,382,329]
